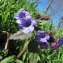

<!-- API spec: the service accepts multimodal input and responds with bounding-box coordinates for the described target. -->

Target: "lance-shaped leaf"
[0,55,15,63]
[9,30,33,40]
[15,59,23,63]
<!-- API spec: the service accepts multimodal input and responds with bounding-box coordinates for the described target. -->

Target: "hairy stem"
[17,41,30,58]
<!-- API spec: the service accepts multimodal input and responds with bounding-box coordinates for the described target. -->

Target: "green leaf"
[0,55,15,63]
[36,19,50,25]
[28,53,40,63]
[22,52,27,62]
[9,30,32,40]
[61,53,63,63]
[0,56,2,60]
[15,59,23,63]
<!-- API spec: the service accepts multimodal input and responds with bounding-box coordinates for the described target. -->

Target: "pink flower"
[51,42,59,50]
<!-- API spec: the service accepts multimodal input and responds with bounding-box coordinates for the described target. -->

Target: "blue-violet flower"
[14,8,36,34]
[36,30,50,43]
[35,30,50,49]
[40,40,49,49]
[14,8,31,20]
[17,18,36,34]
[57,36,63,46]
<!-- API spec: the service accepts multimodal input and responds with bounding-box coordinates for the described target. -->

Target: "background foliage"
[0,0,63,63]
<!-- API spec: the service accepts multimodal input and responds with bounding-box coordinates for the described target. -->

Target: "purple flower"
[36,30,50,42]
[35,30,49,49]
[51,42,59,50]
[57,36,63,46]
[17,18,36,34]
[40,41,49,49]
[14,8,36,34]
[14,8,31,20]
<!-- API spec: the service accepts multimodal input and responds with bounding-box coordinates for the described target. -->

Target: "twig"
[57,17,63,29]
[44,0,53,14]
[4,32,10,56]
[0,30,11,56]
[2,31,11,35]
[17,41,30,58]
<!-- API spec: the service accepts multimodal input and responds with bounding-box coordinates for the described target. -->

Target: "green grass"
[0,0,63,63]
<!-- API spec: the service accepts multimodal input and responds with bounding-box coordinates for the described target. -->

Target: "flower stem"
[17,41,30,58]
[0,30,11,56]
[4,31,10,56]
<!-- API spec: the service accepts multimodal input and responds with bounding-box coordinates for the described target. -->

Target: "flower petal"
[22,25,34,34]
[25,11,30,16]
[14,13,20,19]
[25,16,32,19]
[45,35,50,40]
[32,20,37,26]
[40,42,49,49]
[14,8,25,19]
[16,19,22,24]
[51,43,59,50]
[18,8,24,13]
[57,36,63,46]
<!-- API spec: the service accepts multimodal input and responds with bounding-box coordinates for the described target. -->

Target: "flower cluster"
[51,36,63,50]
[14,8,63,50]
[35,30,63,50]
[14,8,36,34]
